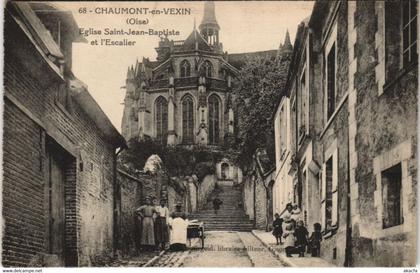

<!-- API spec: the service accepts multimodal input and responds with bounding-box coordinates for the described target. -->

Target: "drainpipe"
[295,75,301,209]
[253,174,256,228]
[344,128,352,266]
[113,146,125,257]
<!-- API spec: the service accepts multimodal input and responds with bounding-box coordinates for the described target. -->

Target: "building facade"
[121,2,290,148]
[273,0,417,267]
[3,3,125,267]
[121,2,238,146]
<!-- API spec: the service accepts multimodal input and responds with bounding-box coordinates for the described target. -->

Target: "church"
[121,2,292,147]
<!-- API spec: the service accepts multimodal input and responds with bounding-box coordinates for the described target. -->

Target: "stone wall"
[349,1,418,267]
[118,170,143,257]
[3,17,119,266]
[242,175,254,221]
[254,176,268,230]
[197,174,217,210]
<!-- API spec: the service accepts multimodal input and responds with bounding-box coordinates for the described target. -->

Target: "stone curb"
[251,230,297,267]
[237,233,256,267]
[142,250,166,267]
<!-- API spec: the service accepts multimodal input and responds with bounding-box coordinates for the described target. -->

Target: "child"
[309,223,322,257]
[283,222,296,257]
[272,213,283,245]
[291,204,302,222]
[294,220,309,257]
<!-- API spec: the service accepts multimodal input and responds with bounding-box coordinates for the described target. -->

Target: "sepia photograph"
[1,0,418,270]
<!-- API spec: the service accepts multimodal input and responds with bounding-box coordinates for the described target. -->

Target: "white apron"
[168,217,189,245]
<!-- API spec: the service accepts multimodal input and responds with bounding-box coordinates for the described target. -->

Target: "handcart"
[187,221,205,249]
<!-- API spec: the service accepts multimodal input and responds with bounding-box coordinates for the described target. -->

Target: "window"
[402,1,418,66]
[326,44,336,120]
[182,96,194,144]
[381,163,403,229]
[208,94,220,144]
[155,96,168,144]
[203,60,213,78]
[279,105,287,159]
[180,60,191,77]
[298,68,307,140]
[321,149,338,232]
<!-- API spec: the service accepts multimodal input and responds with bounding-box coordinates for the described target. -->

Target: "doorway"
[45,140,74,266]
[221,163,229,180]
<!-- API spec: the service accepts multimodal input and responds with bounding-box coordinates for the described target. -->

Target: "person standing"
[309,223,322,257]
[283,222,296,257]
[136,197,157,251]
[212,197,223,214]
[272,213,283,245]
[155,199,170,250]
[294,220,309,257]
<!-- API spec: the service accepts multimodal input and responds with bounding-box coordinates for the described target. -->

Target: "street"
[151,231,287,267]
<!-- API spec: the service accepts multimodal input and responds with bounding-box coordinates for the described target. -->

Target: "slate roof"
[227,50,278,69]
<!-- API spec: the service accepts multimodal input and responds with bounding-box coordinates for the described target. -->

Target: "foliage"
[118,138,233,182]
[233,53,291,169]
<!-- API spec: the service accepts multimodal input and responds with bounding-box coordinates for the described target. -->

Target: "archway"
[221,162,229,180]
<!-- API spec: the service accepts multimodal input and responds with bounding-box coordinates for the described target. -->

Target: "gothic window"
[402,1,418,66]
[182,96,194,144]
[180,60,191,78]
[203,60,213,78]
[208,94,220,145]
[381,163,403,229]
[155,96,168,144]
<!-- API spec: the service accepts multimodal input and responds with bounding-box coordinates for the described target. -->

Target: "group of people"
[272,203,322,257]
[135,197,190,252]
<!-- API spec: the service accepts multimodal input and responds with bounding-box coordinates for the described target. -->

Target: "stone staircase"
[189,183,254,231]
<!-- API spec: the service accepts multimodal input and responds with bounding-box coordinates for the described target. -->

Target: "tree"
[233,53,291,169]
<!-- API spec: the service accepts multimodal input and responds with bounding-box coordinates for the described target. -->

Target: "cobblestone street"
[149,231,287,267]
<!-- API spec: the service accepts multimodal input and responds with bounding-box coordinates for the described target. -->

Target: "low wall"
[117,170,144,257]
[197,174,217,210]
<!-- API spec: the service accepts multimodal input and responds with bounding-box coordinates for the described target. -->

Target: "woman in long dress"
[154,199,170,250]
[136,197,157,251]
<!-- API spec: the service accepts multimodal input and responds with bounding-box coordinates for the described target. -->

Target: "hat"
[175,201,182,207]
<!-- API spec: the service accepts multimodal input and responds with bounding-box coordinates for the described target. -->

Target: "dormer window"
[180,60,191,77]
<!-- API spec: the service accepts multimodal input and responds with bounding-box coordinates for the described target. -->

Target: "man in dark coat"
[213,197,223,214]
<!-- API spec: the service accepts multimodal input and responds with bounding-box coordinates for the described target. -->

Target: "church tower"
[199,1,220,47]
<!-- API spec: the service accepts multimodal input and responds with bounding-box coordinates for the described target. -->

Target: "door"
[47,149,66,265]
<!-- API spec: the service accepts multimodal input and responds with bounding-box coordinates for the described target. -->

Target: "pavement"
[143,231,288,267]
[252,230,336,267]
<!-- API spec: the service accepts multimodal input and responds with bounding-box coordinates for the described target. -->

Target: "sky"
[56,1,314,132]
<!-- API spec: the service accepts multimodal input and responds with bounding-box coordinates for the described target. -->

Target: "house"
[3,2,126,266]
[273,0,417,266]
[347,1,417,267]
